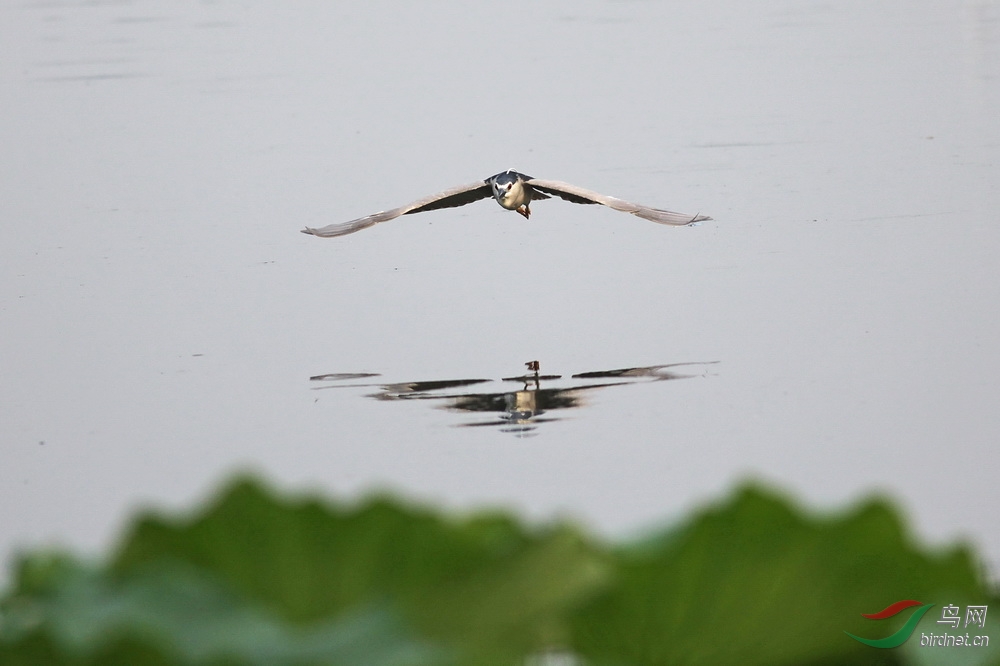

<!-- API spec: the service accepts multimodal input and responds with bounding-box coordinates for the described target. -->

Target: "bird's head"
[490,171,522,206]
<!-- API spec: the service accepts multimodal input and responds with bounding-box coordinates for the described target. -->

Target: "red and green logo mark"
[845,600,935,648]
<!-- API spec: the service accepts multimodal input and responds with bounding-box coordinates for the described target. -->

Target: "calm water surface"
[2,1,998,582]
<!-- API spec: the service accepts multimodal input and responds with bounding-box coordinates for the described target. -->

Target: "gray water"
[2,1,999,580]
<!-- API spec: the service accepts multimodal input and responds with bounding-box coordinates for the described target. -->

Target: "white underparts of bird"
[492,174,534,218]
[301,169,711,238]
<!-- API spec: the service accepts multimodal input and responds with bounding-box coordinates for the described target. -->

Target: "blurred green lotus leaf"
[1,478,995,666]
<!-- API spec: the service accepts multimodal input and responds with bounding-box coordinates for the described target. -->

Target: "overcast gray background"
[2,1,998,583]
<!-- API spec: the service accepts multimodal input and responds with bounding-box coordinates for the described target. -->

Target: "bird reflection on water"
[310,360,715,435]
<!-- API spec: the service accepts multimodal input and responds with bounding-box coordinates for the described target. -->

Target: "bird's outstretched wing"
[302,180,492,238]
[525,178,711,226]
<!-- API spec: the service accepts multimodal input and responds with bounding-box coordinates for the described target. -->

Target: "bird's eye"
[506,183,512,190]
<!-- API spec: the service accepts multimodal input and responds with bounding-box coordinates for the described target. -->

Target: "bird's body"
[301,169,709,238]
[490,170,540,218]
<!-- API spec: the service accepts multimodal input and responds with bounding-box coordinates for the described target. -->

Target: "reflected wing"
[302,180,492,238]
[524,178,711,225]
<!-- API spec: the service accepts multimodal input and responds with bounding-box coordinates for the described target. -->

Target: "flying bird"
[301,169,710,238]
